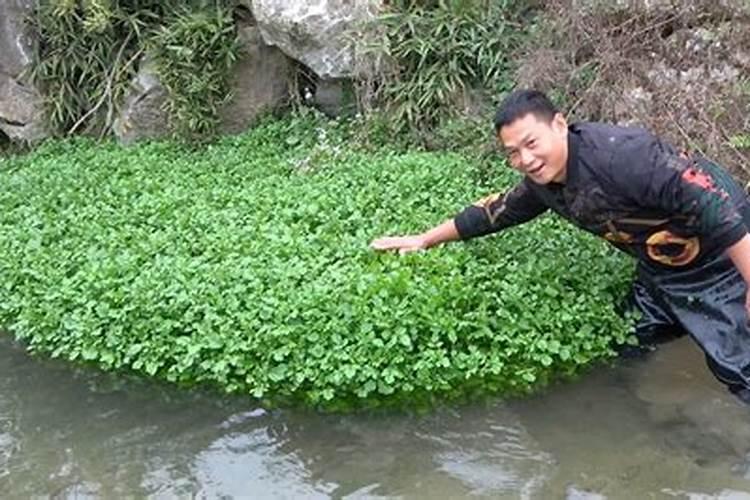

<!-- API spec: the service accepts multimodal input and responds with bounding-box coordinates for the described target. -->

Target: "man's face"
[498,112,569,184]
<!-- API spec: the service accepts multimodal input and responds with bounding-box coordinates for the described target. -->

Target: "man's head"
[494,90,569,184]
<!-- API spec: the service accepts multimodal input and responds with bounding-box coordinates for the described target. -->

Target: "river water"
[1,335,749,499]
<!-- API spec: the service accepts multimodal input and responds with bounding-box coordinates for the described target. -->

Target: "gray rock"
[572,0,748,15]
[571,0,676,14]
[708,63,740,85]
[0,0,34,76]
[112,58,170,145]
[313,78,356,117]
[683,27,721,54]
[0,0,48,142]
[733,49,750,70]
[614,86,654,128]
[115,22,294,144]
[218,23,294,134]
[646,61,741,90]
[248,0,382,80]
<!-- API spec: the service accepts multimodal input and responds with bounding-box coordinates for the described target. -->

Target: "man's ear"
[552,112,567,133]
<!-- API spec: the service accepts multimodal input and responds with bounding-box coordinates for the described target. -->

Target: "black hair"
[493,89,559,133]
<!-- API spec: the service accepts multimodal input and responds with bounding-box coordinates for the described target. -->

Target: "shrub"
[730,134,750,151]
[148,4,240,142]
[28,0,240,141]
[0,116,634,410]
[357,0,532,146]
[28,0,145,135]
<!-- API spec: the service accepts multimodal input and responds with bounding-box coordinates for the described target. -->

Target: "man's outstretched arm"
[370,219,460,254]
[370,179,549,254]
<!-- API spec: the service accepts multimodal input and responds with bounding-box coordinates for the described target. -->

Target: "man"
[370,89,750,403]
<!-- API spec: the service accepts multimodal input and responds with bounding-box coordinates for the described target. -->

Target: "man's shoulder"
[571,121,655,154]
[569,122,689,197]
[568,122,669,190]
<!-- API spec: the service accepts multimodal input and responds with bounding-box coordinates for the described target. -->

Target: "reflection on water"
[0,335,749,499]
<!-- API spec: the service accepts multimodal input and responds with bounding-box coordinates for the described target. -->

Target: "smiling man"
[371,89,750,403]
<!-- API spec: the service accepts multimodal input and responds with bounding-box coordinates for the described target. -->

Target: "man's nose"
[520,148,534,167]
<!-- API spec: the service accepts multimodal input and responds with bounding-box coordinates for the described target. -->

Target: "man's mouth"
[527,164,545,176]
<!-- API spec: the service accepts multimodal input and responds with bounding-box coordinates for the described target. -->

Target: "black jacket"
[454,122,750,271]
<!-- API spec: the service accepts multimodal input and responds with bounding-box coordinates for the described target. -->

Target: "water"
[1,335,749,499]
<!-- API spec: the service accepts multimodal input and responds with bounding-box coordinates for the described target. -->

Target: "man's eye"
[527,139,537,148]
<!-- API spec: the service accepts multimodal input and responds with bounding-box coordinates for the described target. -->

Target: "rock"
[248,0,382,80]
[115,22,294,144]
[609,51,742,128]
[645,61,741,90]
[683,27,721,54]
[571,0,676,14]
[313,78,357,117]
[614,86,654,127]
[112,58,170,145]
[0,0,33,76]
[572,0,749,16]
[218,23,294,134]
[0,0,48,142]
[733,49,750,70]
[708,63,740,85]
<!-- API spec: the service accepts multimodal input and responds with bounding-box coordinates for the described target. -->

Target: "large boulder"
[248,0,382,80]
[218,23,294,134]
[0,0,47,142]
[114,21,294,144]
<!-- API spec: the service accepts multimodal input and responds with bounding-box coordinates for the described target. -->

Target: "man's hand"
[370,235,428,255]
[370,219,461,255]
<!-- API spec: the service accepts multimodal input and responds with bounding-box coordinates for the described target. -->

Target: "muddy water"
[0,335,749,499]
